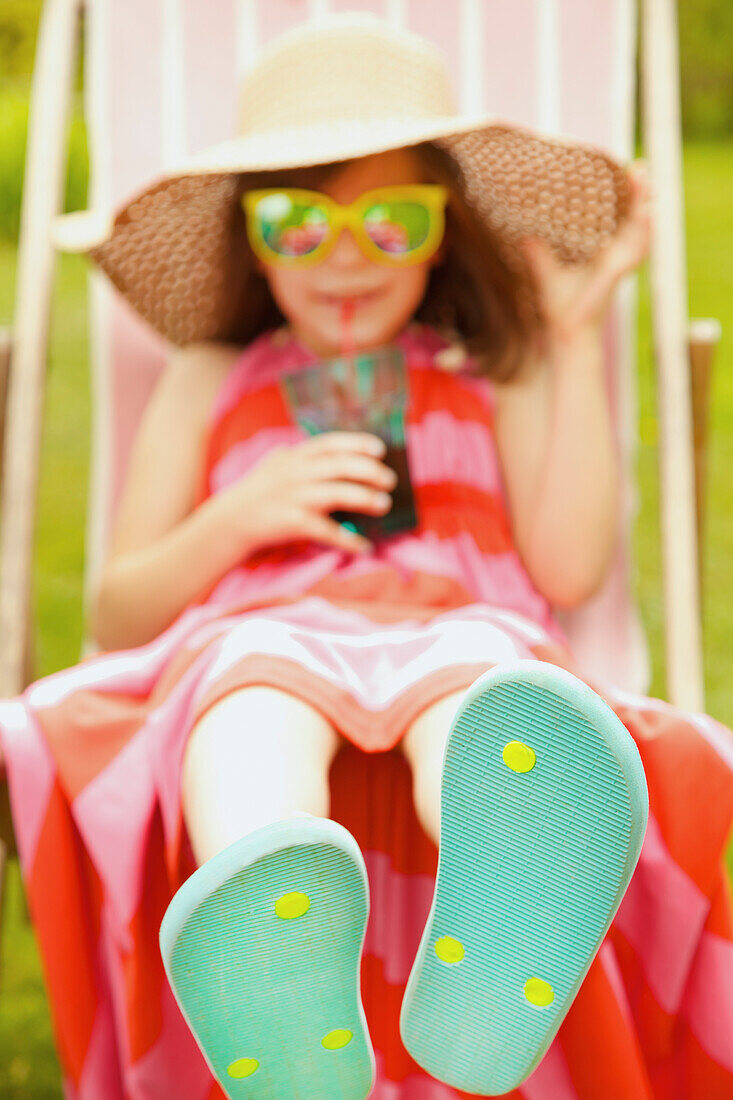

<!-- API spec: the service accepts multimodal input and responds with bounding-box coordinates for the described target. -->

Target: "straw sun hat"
[55,13,632,347]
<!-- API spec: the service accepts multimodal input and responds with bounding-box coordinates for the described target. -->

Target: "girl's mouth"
[318,289,381,308]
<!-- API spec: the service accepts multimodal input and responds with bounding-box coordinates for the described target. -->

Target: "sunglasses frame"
[242,184,448,268]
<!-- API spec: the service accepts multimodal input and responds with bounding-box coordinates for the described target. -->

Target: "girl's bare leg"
[400,689,467,847]
[182,685,341,864]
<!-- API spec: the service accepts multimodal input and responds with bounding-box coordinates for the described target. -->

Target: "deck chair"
[0,0,722,1092]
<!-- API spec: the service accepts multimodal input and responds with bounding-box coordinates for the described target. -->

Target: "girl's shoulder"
[141,341,242,440]
[203,327,308,426]
[404,323,496,415]
[162,332,291,419]
[165,339,243,399]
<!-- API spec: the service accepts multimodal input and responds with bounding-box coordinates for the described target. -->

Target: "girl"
[3,15,732,1100]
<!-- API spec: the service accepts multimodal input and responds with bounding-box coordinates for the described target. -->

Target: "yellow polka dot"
[502,741,536,773]
[524,978,555,1006]
[322,1029,353,1050]
[274,892,310,919]
[227,1057,259,1078]
[435,936,465,964]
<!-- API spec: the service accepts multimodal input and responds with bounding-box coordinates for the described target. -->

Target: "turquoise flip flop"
[400,660,648,1096]
[160,816,374,1099]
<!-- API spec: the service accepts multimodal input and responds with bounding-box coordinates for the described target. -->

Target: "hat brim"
[53,113,631,346]
[53,112,626,252]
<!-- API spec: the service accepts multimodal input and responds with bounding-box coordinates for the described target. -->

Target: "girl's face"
[258,148,442,357]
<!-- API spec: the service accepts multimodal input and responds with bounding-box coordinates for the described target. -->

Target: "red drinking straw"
[340,297,356,360]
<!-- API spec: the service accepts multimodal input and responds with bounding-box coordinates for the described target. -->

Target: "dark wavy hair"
[223,142,542,381]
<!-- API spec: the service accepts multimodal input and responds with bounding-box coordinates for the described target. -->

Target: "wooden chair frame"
[0,0,722,902]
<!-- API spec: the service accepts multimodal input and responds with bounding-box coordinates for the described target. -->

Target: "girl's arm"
[493,160,652,609]
[90,342,244,650]
[493,325,618,608]
[91,344,397,651]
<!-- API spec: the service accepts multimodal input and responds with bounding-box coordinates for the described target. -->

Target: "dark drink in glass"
[280,346,417,539]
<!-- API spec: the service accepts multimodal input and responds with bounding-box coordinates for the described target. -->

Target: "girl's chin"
[305,315,403,356]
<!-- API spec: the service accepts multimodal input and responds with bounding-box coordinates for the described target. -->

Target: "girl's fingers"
[303,480,393,516]
[303,431,386,458]
[608,198,652,271]
[517,162,652,336]
[521,236,561,282]
[311,452,397,490]
[626,161,651,207]
[300,511,372,554]
[629,158,653,196]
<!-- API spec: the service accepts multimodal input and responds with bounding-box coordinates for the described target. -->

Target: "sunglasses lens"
[253,192,330,257]
[363,199,431,255]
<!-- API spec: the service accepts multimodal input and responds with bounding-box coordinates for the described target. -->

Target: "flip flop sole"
[160,817,374,1099]
[400,661,648,1096]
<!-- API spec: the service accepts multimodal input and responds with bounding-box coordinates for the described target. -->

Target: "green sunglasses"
[242,184,448,268]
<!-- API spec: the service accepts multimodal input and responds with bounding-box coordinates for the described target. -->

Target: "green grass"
[0,88,88,242]
[0,142,731,1095]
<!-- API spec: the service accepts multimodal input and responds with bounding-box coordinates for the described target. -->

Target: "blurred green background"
[0,1,731,1096]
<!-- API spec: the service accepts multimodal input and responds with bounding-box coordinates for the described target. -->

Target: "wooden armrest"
[0,329,11,482]
[0,327,36,695]
[688,317,722,572]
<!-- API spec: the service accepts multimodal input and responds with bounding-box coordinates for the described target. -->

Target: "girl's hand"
[520,159,653,347]
[218,431,398,557]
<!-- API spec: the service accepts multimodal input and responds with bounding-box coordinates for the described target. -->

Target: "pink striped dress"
[1,323,732,1099]
[186,322,568,750]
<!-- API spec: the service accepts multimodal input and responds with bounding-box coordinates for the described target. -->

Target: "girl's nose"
[328,226,368,269]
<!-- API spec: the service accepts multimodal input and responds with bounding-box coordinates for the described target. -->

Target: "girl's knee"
[402,690,464,766]
[184,685,338,768]
[402,689,465,845]
[181,686,340,863]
